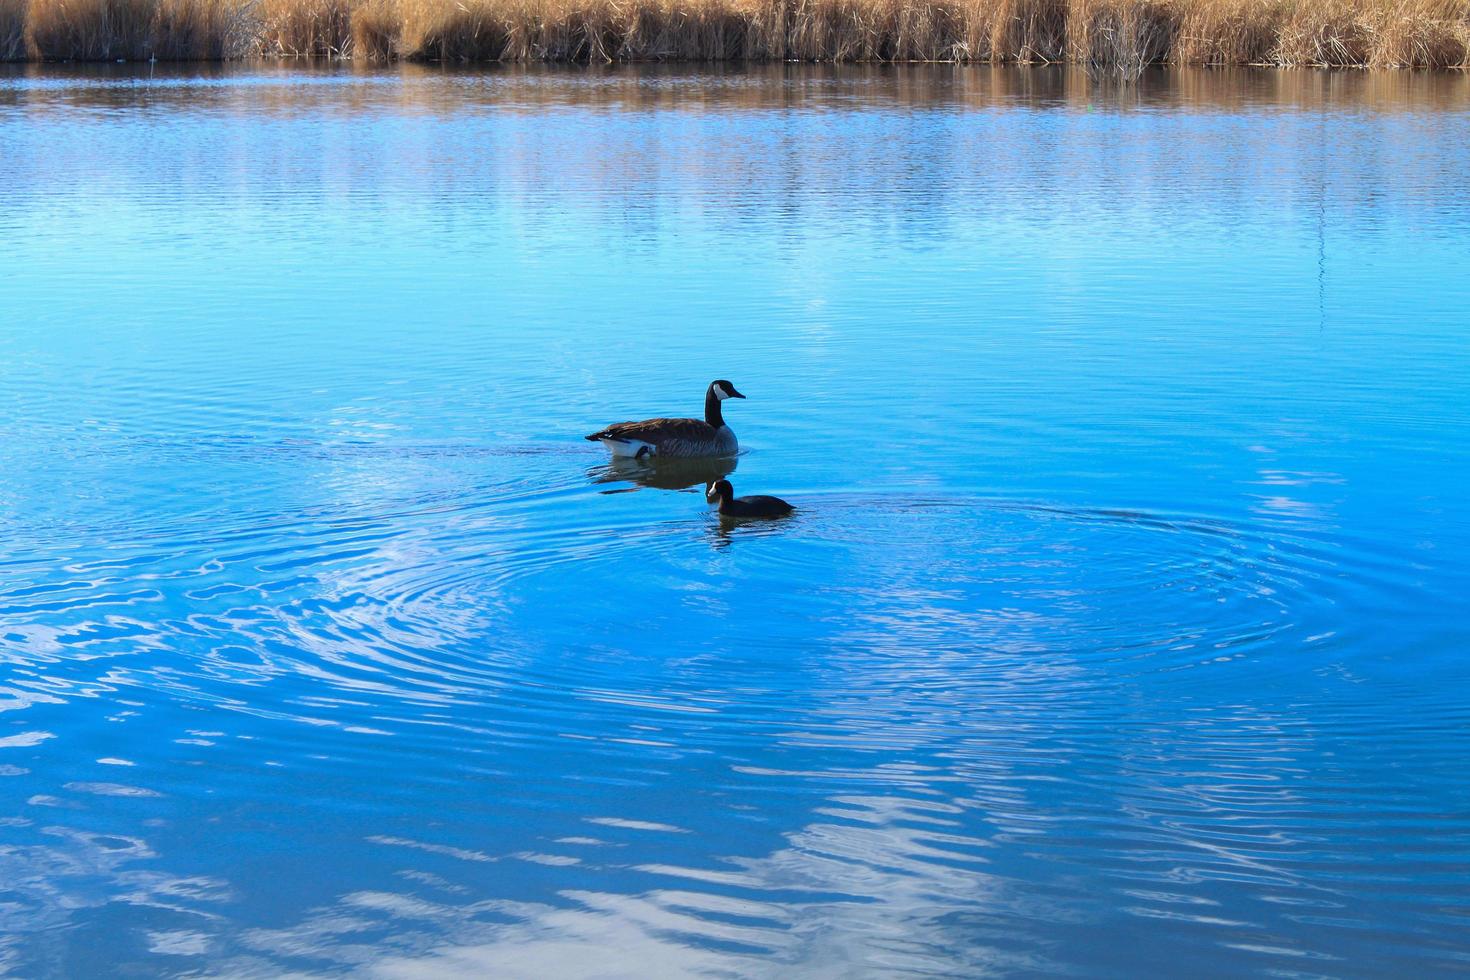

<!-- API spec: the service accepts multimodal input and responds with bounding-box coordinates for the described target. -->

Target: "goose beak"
[729,388,746,399]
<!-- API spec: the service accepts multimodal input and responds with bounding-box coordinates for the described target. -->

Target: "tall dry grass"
[2,0,26,59]
[154,0,256,56]
[1071,0,1175,67]
[350,0,397,57]
[1276,0,1373,64]
[28,0,159,58]
[25,0,254,58]
[258,0,352,54]
[7,0,1470,64]
[1170,0,1282,64]
[1369,0,1467,65]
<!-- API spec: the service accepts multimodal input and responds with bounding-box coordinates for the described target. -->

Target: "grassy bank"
[3,0,1467,66]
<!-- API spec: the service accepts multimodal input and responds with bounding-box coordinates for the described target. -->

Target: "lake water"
[2,63,1469,977]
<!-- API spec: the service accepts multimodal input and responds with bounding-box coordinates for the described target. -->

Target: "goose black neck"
[704,387,724,428]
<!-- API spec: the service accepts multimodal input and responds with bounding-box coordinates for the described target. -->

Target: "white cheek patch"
[714,384,731,401]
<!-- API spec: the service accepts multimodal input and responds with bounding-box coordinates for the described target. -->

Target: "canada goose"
[585,380,744,459]
[706,479,793,519]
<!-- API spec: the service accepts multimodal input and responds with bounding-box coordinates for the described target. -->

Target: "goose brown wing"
[586,417,715,444]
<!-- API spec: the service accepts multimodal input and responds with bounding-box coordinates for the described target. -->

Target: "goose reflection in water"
[587,455,737,494]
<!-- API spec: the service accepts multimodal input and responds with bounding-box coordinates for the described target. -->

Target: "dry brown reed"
[153,0,255,56]
[1071,0,1175,68]
[24,0,254,58]
[350,0,397,57]
[621,0,758,60]
[28,0,159,58]
[258,0,353,54]
[8,0,1470,65]
[1276,0,1372,64]
[1,0,27,59]
[987,0,1068,61]
[1368,0,1467,65]
[1169,0,1282,64]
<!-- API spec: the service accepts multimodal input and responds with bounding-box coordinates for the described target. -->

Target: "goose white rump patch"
[601,438,655,458]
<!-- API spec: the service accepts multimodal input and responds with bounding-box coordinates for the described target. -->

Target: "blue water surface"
[2,63,1469,977]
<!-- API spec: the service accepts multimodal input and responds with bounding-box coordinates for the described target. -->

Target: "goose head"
[710,380,745,401]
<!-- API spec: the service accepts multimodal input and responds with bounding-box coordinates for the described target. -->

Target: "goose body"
[586,380,744,459]
[706,479,793,519]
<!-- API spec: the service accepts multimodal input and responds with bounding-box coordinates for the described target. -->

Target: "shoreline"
[4,0,1469,68]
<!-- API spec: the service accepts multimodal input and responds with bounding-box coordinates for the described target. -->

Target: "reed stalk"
[1,0,26,58]
[258,0,353,54]
[350,0,397,57]
[153,0,256,57]
[29,0,159,59]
